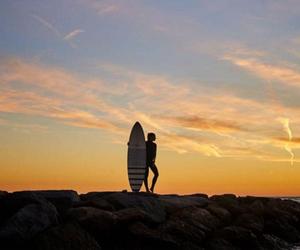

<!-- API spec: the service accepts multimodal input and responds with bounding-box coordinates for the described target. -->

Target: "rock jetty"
[0,190,300,249]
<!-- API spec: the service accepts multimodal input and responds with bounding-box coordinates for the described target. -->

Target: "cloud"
[31,14,84,48]
[223,55,300,88]
[158,116,243,133]
[63,29,84,41]
[81,0,120,15]
[31,14,61,37]
[1,56,300,162]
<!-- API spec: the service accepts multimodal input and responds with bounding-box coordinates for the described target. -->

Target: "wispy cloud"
[223,55,300,88]
[31,14,84,48]
[81,0,121,15]
[1,56,299,163]
[31,14,61,37]
[158,116,243,133]
[63,29,84,41]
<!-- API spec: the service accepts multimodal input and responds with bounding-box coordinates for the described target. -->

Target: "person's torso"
[146,141,156,162]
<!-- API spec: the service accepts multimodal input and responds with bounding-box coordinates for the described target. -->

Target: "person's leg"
[144,166,150,192]
[150,163,159,193]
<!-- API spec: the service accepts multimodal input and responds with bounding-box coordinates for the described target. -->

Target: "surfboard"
[127,122,146,192]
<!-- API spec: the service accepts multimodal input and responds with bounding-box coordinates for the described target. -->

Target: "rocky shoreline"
[0,190,300,249]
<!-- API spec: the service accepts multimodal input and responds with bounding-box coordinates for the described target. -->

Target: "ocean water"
[280,197,300,203]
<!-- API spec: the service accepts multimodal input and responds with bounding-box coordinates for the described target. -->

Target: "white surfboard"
[127,122,146,192]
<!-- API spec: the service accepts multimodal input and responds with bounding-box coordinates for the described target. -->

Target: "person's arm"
[153,143,157,162]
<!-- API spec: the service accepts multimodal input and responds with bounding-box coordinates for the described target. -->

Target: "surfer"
[144,132,159,193]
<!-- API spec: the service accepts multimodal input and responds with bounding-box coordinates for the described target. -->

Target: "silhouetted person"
[144,132,159,193]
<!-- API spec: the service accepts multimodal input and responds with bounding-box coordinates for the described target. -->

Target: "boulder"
[216,225,261,249]
[73,197,114,211]
[210,194,245,216]
[32,190,80,213]
[206,204,231,225]
[161,207,219,246]
[114,207,155,225]
[68,207,116,233]
[33,222,101,250]
[159,195,209,214]
[102,192,166,224]
[127,222,179,250]
[264,216,300,243]
[161,217,206,246]
[183,193,209,199]
[260,234,292,250]
[0,191,8,197]
[0,202,58,242]
[175,207,220,233]
[248,200,265,216]
[0,191,47,221]
[206,238,237,250]
[234,213,264,234]
[79,192,117,201]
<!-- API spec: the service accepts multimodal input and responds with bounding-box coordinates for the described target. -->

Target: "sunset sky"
[1,0,300,195]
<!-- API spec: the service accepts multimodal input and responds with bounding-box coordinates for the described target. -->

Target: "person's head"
[147,132,156,141]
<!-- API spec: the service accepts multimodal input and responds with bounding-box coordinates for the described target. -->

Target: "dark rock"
[32,190,80,213]
[260,234,292,250]
[127,222,179,250]
[33,222,101,250]
[0,202,58,242]
[234,213,264,234]
[0,191,8,197]
[183,193,209,199]
[206,238,237,250]
[238,196,270,205]
[114,207,154,225]
[103,192,166,224]
[216,225,261,249]
[68,207,116,233]
[248,200,265,216]
[263,199,300,243]
[206,204,231,225]
[161,207,219,247]
[161,217,206,246]
[210,194,245,216]
[80,192,117,201]
[176,207,220,233]
[73,197,114,211]
[159,195,209,214]
[0,191,47,221]
[264,216,300,243]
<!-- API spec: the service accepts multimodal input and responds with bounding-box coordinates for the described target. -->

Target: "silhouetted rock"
[128,221,179,250]
[0,202,58,245]
[183,193,209,199]
[235,213,264,234]
[0,191,8,197]
[159,195,209,214]
[260,234,292,250]
[102,192,166,224]
[32,190,80,213]
[1,190,300,249]
[115,207,155,225]
[68,207,117,233]
[206,204,231,225]
[210,194,245,216]
[33,222,101,250]
[216,225,261,249]
[0,191,47,221]
[73,197,114,211]
[206,238,236,250]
